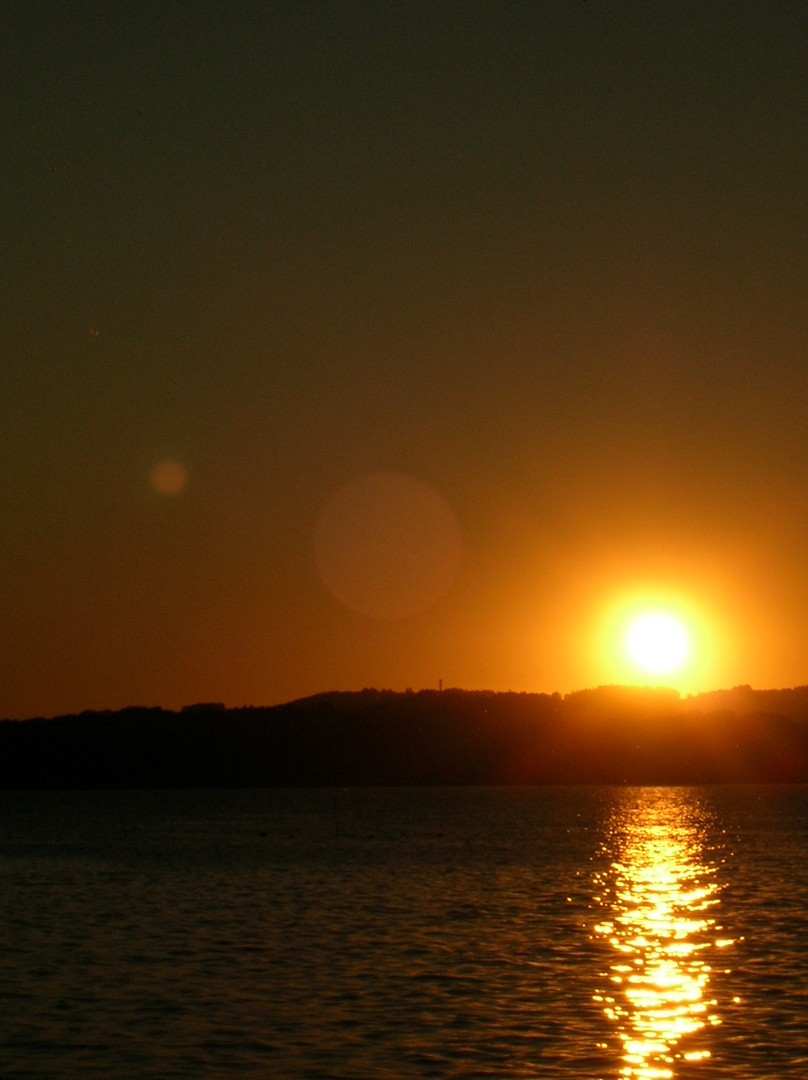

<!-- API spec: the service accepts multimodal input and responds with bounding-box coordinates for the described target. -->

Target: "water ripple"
[0,787,805,1076]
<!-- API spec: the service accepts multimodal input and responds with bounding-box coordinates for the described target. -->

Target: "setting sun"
[626,612,690,674]
[587,584,724,695]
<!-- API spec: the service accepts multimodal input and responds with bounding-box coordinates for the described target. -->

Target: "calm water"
[1,786,807,1078]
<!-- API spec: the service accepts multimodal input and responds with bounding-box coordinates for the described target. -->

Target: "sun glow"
[591,586,718,694]
[626,613,689,675]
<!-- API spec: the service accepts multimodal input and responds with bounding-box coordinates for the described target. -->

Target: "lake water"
[1,786,807,1078]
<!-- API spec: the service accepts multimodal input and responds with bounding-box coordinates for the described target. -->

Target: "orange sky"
[3,3,808,718]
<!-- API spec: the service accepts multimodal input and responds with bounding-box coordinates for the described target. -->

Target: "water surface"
[1,786,806,1077]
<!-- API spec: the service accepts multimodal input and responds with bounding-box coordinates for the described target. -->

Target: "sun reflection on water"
[593,789,731,1078]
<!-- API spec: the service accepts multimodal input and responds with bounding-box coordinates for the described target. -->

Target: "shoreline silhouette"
[3,684,808,789]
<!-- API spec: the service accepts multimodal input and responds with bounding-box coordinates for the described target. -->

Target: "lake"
[1,786,807,1077]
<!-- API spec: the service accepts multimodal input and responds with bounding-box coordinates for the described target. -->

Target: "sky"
[3,1,808,718]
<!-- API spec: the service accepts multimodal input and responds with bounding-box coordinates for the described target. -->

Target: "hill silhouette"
[2,684,808,788]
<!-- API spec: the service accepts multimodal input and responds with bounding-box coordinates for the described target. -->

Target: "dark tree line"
[2,685,808,788]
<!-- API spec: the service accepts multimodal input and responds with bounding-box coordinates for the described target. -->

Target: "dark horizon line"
[5,682,808,788]
[8,680,808,726]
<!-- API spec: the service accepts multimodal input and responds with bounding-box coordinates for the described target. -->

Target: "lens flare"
[150,459,188,496]
[314,472,461,619]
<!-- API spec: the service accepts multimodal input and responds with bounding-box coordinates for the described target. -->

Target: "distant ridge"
[685,684,808,717]
[2,684,808,788]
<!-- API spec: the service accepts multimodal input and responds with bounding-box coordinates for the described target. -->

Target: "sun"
[589,586,716,693]
[625,612,690,674]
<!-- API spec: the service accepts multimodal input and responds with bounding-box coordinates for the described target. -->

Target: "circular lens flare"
[150,459,188,495]
[626,613,689,674]
[314,472,461,619]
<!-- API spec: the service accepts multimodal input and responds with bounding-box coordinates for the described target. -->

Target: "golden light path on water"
[592,790,734,1078]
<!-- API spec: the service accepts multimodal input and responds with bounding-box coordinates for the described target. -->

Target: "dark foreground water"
[1,786,807,1078]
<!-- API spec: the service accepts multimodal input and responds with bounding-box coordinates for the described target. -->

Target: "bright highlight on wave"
[592,789,731,1078]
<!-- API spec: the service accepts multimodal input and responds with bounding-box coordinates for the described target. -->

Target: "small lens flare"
[150,459,188,495]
